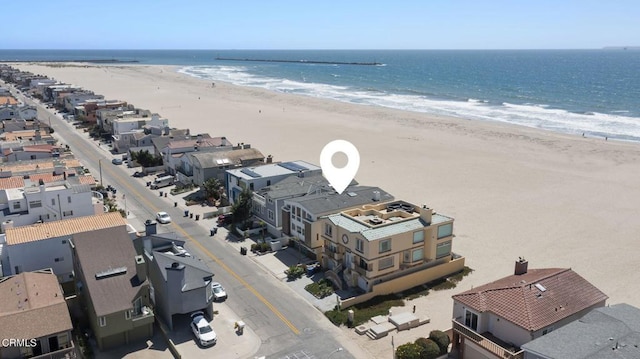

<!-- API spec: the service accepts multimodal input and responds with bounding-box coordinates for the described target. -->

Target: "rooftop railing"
[452,319,524,359]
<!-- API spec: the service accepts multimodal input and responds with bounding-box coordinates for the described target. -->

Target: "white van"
[150,175,174,189]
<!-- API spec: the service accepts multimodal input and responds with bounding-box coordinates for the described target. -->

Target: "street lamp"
[98,159,104,187]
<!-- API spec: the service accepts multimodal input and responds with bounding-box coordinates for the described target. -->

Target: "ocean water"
[2,49,639,141]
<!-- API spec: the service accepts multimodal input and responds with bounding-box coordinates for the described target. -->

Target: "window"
[356,239,364,253]
[436,241,452,258]
[125,310,131,320]
[67,196,72,203]
[99,316,106,327]
[249,183,254,190]
[268,210,274,221]
[324,223,333,237]
[268,198,273,204]
[413,231,424,244]
[51,198,56,206]
[379,239,391,253]
[359,258,371,271]
[379,256,394,270]
[412,248,424,262]
[12,202,20,210]
[465,310,478,331]
[63,210,73,217]
[54,257,64,262]
[61,240,67,244]
[437,223,453,239]
[267,180,271,186]
[29,200,42,208]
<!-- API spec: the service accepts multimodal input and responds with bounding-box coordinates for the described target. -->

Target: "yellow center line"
[96,157,300,335]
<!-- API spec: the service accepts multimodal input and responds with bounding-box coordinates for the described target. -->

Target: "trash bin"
[174,202,177,207]
[146,181,151,187]
[195,214,200,221]
[164,193,167,197]
[184,210,189,217]
[190,213,193,219]
[234,321,245,335]
[240,247,247,255]
[210,229,215,236]
[159,191,163,197]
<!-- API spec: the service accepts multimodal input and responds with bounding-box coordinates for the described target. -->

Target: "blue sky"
[4,1,638,49]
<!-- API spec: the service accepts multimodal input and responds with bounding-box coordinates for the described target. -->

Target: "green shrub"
[429,330,450,355]
[285,265,304,280]
[396,342,422,359]
[415,337,440,358]
[305,279,334,299]
[259,242,271,252]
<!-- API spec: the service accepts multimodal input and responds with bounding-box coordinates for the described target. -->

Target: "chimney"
[166,262,185,294]
[419,204,433,223]
[135,255,147,282]
[266,155,273,164]
[144,219,157,235]
[298,170,305,178]
[372,191,381,201]
[515,257,528,275]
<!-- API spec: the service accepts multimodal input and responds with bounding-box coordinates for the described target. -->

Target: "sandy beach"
[14,63,640,356]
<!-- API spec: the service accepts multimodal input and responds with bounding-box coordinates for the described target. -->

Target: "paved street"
[13,87,362,359]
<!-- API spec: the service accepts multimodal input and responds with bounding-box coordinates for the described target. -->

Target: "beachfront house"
[451,259,608,359]
[0,212,131,290]
[159,134,232,176]
[0,268,76,359]
[62,90,104,113]
[184,145,265,186]
[319,200,465,305]
[111,113,169,153]
[225,160,320,205]
[252,173,330,235]
[133,221,214,330]
[283,185,393,261]
[71,226,154,351]
[520,303,640,359]
[0,173,104,228]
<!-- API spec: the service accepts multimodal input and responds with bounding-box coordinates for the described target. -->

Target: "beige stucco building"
[319,200,465,306]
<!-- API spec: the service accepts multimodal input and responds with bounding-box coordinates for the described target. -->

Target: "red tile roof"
[0,176,24,190]
[452,268,608,331]
[28,173,64,183]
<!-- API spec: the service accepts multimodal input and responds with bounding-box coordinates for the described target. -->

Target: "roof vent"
[95,266,127,279]
[369,217,383,225]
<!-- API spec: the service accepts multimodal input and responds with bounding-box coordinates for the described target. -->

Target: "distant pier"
[215,57,382,66]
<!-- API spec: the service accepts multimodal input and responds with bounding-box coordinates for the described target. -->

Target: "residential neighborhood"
[0,62,634,359]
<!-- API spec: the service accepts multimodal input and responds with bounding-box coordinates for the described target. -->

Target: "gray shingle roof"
[257,173,331,200]
[73,227,146,317]
[287,186,394,216]
[153,251,214,292]
[189,148,264,168]
[521,303,640,359]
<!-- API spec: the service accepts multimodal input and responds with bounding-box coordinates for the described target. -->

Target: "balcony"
[131,306,155,327]
[32,343,77,359]
[452,319,524,359]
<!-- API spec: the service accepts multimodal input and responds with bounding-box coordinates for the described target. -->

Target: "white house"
[226,160,321,205]
[0,212,131,284]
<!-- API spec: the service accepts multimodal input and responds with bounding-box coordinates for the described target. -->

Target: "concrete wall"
[341,256,465,308]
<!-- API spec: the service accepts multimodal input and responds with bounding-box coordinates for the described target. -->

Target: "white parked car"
[190,312,217,347]
[156,211,171,224]
[211,282,227,301]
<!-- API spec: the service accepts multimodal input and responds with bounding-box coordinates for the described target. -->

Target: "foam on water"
[179,65,640,142]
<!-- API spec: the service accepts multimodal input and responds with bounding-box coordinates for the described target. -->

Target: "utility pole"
[99,159,103,187]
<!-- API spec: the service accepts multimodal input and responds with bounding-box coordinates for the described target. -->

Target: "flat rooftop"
[228,160,321,180]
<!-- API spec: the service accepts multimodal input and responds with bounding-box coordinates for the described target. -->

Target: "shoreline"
[11,62,640,337]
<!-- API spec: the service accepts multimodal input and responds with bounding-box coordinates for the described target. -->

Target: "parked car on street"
[211,282,227,301]
[217,214,233,226]
[190,312,217,347]
[111,158,123,165]
[156,211,171,224]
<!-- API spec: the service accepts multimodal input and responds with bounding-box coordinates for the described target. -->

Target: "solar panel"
[241,168,262,178]
[278,161,309,172]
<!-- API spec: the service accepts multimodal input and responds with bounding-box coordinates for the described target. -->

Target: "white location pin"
[320,140,360,195]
